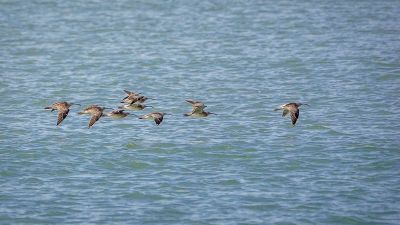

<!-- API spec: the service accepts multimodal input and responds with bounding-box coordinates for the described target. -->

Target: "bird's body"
[44,101,79,126]
[118,103,150,111]
[121,95,145,104]
[184,99,214,117]
[105,109,129,119]
[185,111,214,118]
[139,112,165,125]
[274,102,308,126]
[78,105,108,128]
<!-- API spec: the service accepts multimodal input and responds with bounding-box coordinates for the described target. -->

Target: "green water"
[1,0,399,224]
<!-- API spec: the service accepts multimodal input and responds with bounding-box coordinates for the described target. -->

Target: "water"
[1,0,400,224]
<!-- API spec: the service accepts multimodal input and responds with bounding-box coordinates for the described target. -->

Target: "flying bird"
[118,103,152,111]
[78,105,111,128]
[105,109,129,119]
[274,102,309,126]
[121,90,154,104]
[44,101,80,126]
[138,112,166,125]
[184,99,215,117]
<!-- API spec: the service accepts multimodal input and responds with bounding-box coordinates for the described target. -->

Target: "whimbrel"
[118,103,152,111]
[78,105,111,128]
[138,112,166,125]
[105,109,129,119]
[44,101,80,126]
[121,90,154,104]
[184,99,215,117]
[274,102,309,126]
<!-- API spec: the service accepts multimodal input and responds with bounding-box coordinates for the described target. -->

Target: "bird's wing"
[57,109,69,126]
[88,112,102,128]
[124,90,141,96]
[282,109,289,117]
[154,115,163,125]
[186,99,202,105]
[124,89,133,95]
[290,109,299,126]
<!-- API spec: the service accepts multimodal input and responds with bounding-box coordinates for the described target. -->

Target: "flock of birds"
[45,89,308,128]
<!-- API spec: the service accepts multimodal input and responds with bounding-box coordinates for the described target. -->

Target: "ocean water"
[1,0,399,224]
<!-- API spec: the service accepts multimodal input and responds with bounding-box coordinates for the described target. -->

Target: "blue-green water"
[1,1,400,224]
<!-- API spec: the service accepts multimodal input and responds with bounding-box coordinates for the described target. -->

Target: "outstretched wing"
[186,99,202,105]
[290,109,299,126]
[154,116,163,125]
[57,109,69,126]
[153,113,164,125]
[88,113,102,128]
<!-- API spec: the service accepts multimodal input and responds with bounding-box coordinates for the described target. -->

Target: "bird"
[121,90,142,104]
[184,99,215,117]
[121,95,145,104]
[118,103,152,111]
[44,101,80,126]
[274,102,309,126]
[138,112,166,125]
[121,90,154,104]
[78,105,111,128]
[105,109,129,119]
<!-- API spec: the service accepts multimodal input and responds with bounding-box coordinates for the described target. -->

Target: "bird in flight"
[45,101,80,126]
[78,105,112,128]
[274,102,308,126]
[184,99,215,117]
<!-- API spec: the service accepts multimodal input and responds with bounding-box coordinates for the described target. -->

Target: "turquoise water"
[1,0,400,224]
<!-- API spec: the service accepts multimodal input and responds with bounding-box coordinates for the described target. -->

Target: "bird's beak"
[304,103,310,106]
[71,103,81,106]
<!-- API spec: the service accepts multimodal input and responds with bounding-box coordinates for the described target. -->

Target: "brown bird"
[44,101,80,126]
[105,109,129,119]
[121,95,145,104]
[184,99,215,117]
[138,112,166,125]
[274,102,309,126]
[118,103,152,111]
[121,90,154,104]
[78,105,111,128]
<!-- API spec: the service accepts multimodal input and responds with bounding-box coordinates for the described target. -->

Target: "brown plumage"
[78,105,109,128]
[121,90,154,104]
[138,112,166,125]
[184,99,215,117]
[44,101,80,126]
[105,109,129,119]
[274,102,308,126]
[118,103,151,111]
